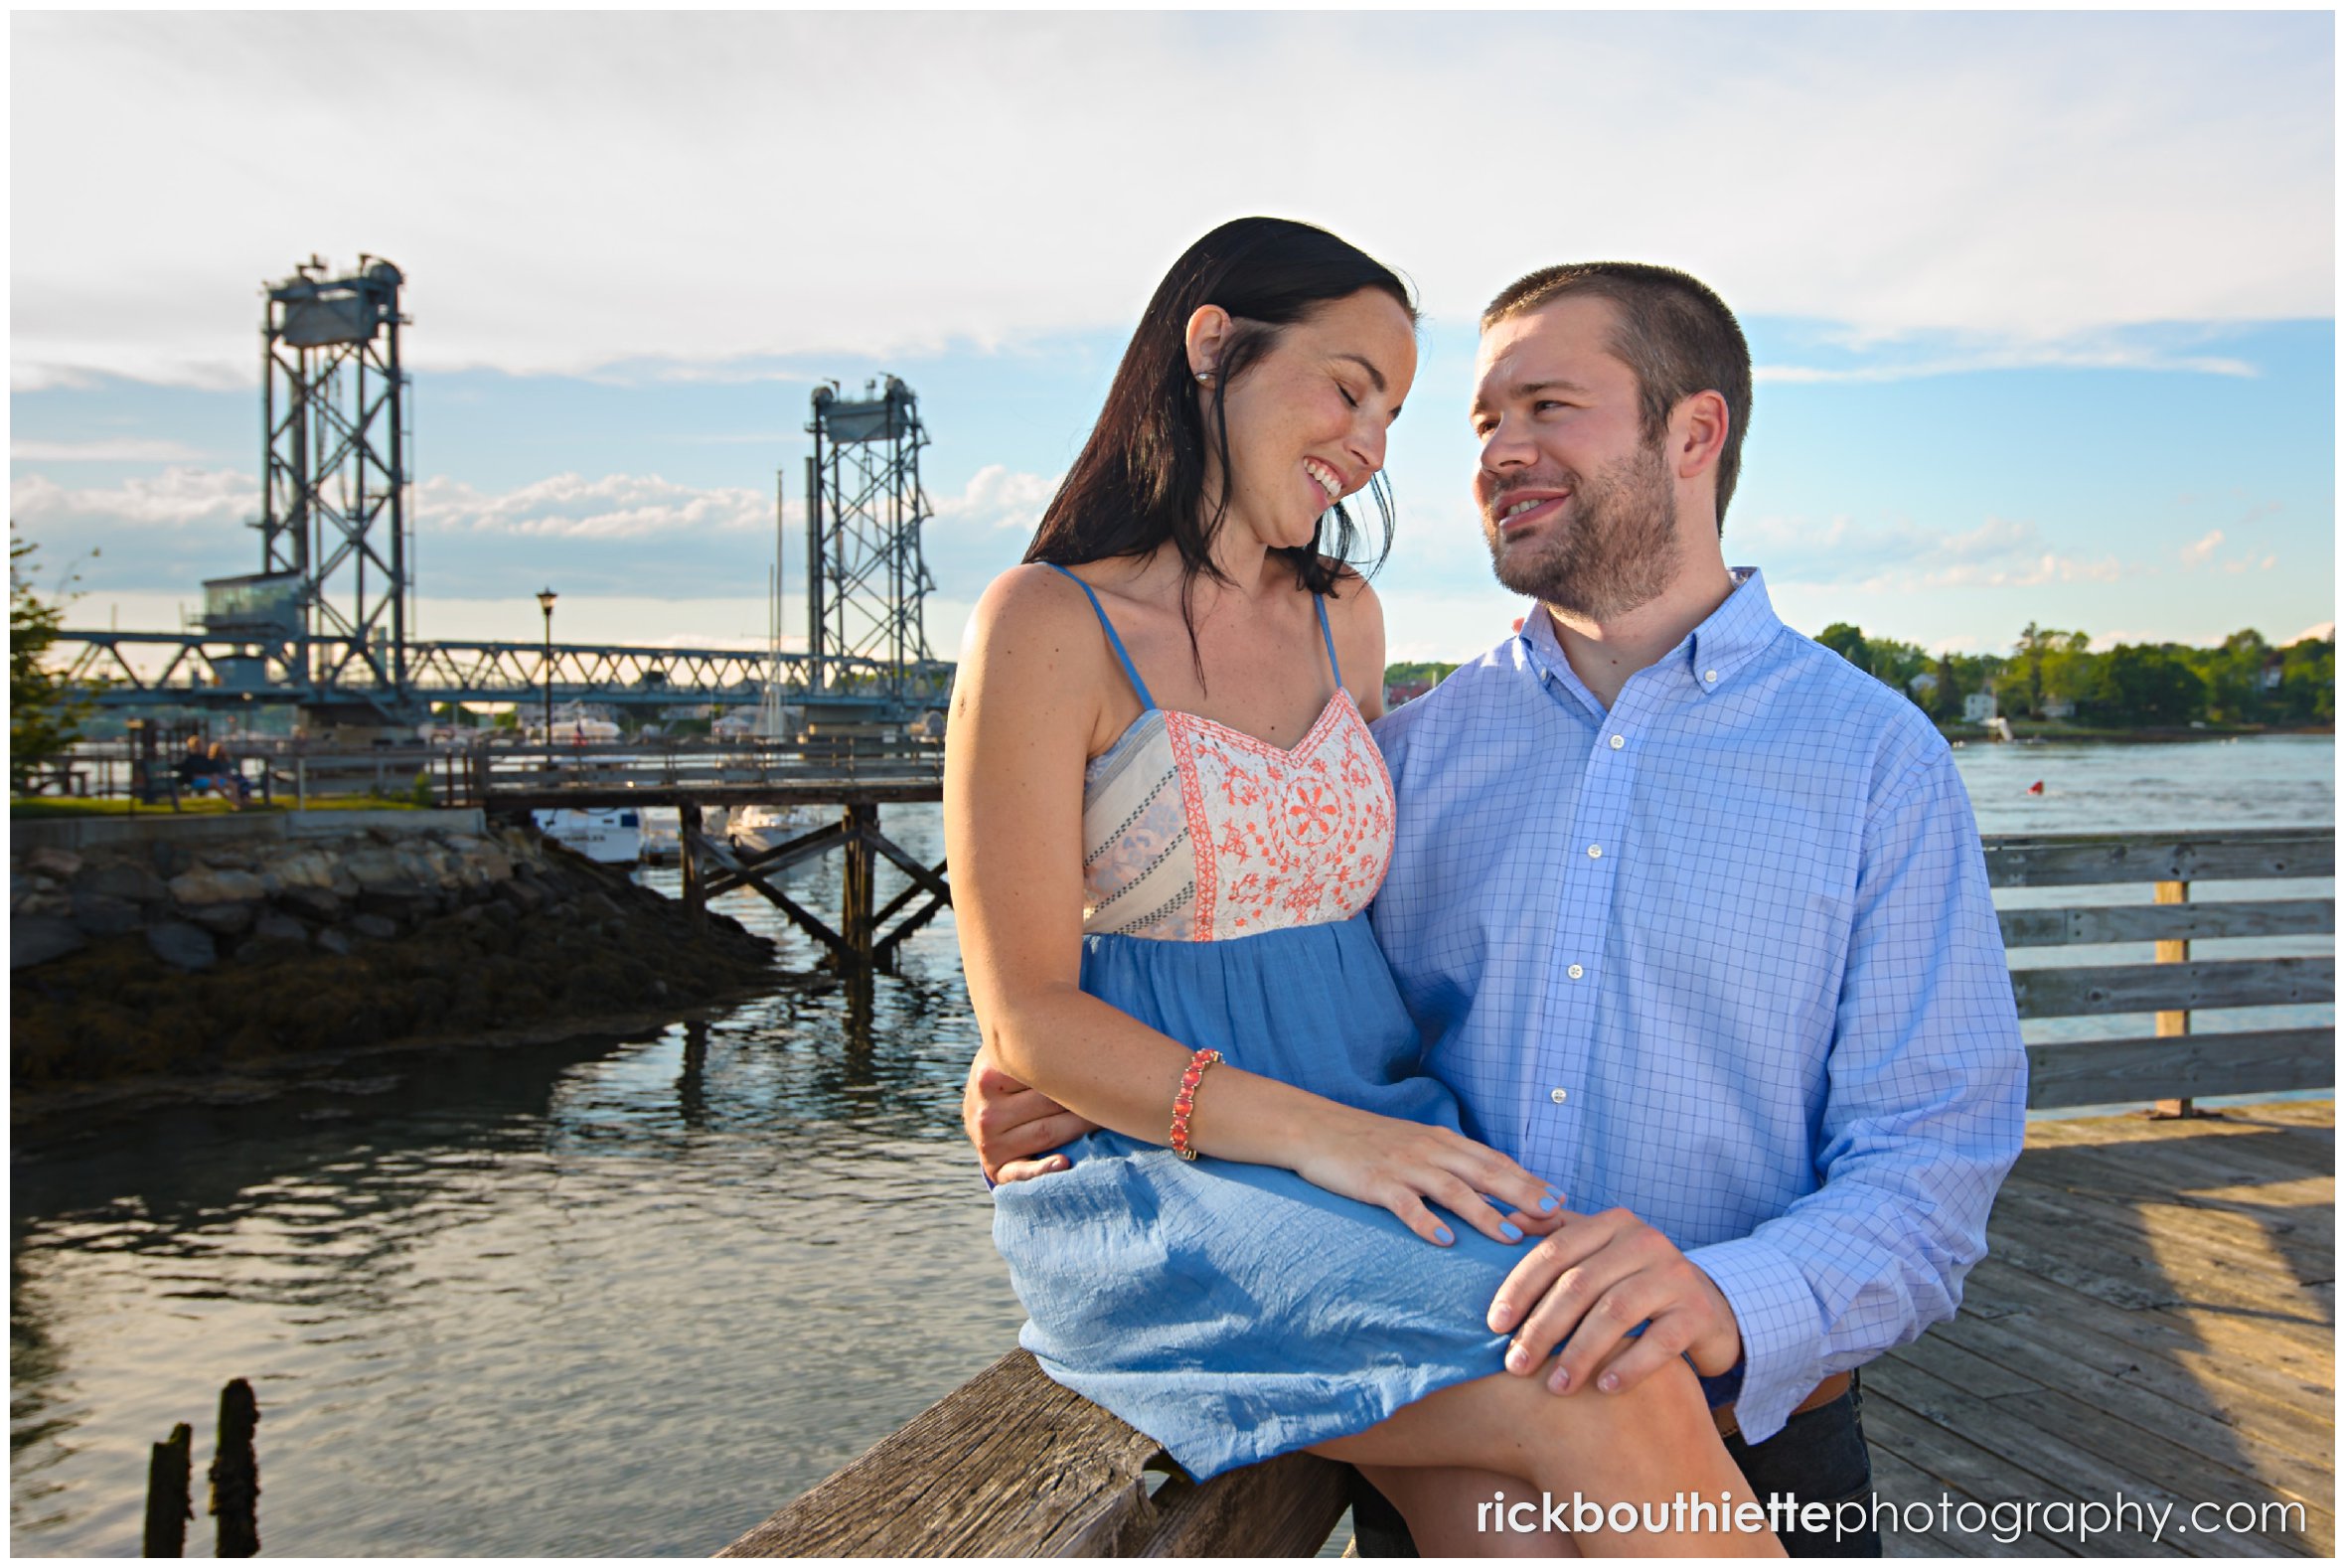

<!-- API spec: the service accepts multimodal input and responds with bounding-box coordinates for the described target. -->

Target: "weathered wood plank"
[2025,1028,2336,1108]
[1868,1447,2084,1558]
[1943,1286,2335,1472]
[1991,1176,2334,1292]
[1981,832,2334,888]
[1999,898,2335,949]
[2008,957,2332,1019]
[1882,1330,2044,1400]
[718,1349,1346,1557]
[1858,1384,2180,1555]
[1864,1359,2304,1556]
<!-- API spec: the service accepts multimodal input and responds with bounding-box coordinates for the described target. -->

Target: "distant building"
[1384,681,1434,707]
[1962,691,1999,722]
[2040,697,2077,720]
[1907,672,1940,695]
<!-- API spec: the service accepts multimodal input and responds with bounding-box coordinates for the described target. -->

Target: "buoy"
[2026,781,2045,796]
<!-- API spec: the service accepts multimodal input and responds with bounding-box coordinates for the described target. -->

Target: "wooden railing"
[724,828,2333,1557]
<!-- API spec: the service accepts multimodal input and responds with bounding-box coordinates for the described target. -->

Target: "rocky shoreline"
[11,815,783,1092]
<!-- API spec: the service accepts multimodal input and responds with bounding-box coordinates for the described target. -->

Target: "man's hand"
[963,1050,1100,1183]
[1486,1206,1742,1397]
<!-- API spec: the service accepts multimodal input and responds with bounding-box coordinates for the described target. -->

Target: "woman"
[945,218,1779,1557]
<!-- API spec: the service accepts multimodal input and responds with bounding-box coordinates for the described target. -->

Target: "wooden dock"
[1869,1099,2331,1558]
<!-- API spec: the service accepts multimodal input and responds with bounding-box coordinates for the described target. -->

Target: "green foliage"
[1816,622,1870,669]
[10,530,102,792]
[2090,644,2206,726]
[1382,661,1459,690]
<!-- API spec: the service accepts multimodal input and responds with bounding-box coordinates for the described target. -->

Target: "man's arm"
[963,1050,1094,1183]
[1490,745,2028,1440]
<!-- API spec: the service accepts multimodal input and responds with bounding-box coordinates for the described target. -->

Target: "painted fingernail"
[1536,1193,1559,1213]
[1433,1224,1454,1245]
[1498,1221,1524,1242]
[1599,1372,1620,1393]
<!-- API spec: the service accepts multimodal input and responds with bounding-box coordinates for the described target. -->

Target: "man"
[966,261,2027,1555]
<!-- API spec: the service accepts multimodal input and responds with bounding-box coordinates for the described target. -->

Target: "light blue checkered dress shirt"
[1369,568,2027,1444]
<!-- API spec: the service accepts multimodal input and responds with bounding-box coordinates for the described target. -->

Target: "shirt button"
[1567,963,1585,980]
[1549,1087,1569,1104]
[1586,844,1603,860]
[1703,670,1719,685]
[1609,734,1626,749]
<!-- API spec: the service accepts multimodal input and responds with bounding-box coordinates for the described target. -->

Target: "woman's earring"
[1193,368,1215,386]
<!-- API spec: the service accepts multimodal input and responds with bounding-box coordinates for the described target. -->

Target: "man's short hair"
[1482,262,1753,533]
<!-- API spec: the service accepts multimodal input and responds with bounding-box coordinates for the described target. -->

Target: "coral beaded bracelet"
[1169,1048,1223,1161]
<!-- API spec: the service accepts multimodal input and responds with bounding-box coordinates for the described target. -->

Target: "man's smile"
[1492,490,1570,537]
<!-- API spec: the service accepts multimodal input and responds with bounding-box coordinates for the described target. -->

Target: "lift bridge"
[56,256,954,732]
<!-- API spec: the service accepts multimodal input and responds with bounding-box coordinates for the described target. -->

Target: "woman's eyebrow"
[1332,353,1388,393]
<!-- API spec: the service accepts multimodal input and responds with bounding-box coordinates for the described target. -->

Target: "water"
[10,736,2333,1555]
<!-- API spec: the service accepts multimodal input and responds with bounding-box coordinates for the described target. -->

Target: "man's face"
[1470,295,1682,620]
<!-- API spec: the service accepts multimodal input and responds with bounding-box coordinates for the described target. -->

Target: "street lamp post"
[537,587,558,757]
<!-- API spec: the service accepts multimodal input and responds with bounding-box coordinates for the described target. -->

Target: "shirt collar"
[1513,567,1784,704]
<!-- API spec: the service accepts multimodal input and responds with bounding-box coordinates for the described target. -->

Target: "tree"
[10,531,101,793]
[1816,622,1870,672]
[2090,644,2207,727]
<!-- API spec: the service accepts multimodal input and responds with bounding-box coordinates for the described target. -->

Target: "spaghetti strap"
[1042,562,1157,710]
[1314,594,1343,694]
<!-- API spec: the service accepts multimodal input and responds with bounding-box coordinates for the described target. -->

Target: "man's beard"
[1482,439,1682,620]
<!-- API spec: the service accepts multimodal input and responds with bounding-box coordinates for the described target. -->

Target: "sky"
[10,10,2336,670]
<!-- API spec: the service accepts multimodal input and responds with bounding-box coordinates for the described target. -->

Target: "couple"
[945,218,2026,1557]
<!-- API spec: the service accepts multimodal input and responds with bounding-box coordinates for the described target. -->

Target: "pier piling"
[143,1421,192,1557]
[207,1379,260,1559]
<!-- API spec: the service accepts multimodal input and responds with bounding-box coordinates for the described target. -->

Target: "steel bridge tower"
[805,377,936,704]
[252,254,412,718]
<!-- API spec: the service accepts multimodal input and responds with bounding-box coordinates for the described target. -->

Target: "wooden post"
[842,802,879,972]
[2147,878,2209,1119]
[143,1421,192,1557]
[207,1378,259,1558]
[680,801,707,929]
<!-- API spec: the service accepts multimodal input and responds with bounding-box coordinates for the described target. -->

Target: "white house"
[1962,691,1999,722]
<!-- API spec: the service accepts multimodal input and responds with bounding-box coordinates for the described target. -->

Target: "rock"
[268,851,339,890]
[481,900,520,928]
[253,911,310,944]
[71,891,146,937]
[344,850,410,887]
[349,913,400,941]
[358,887,439,927]
[147,920,218,971]
[84,861,171,903]
[316,928,355,956]
[169,868,267,906]
[280,886,345,922]
[25,848,84,880]
[235,935,311,966]
[190,901,257,936]
[495,880,544,913]
[12,916,87,968]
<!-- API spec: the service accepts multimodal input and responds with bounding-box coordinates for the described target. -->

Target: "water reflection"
[12,806,1022,1557]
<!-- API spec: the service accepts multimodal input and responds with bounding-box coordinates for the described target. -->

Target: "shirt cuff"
[1684,1234,1823,1444]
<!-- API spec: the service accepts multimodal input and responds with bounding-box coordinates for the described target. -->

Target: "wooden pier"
[720,828,2334,1558]
[465,734,947,973]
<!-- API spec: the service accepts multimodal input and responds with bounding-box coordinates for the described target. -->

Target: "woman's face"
[1201,288,1418,553]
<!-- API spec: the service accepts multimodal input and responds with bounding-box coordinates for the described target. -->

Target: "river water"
[10,735,2332,1555]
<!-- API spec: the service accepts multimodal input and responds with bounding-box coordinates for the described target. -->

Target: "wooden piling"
[679,801,707,930]
[2148,877,2207,1119]
[143,1421,192,1557]
[207,1378,259,1559]
[842,802,878,970]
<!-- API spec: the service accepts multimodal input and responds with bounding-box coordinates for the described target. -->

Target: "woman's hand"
[1288,1103,1565,1247]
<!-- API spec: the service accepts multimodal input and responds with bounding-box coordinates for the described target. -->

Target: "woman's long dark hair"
[1023,217,1417,677]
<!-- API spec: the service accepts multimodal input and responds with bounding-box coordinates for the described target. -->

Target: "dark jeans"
[1348,1369,1881,1557]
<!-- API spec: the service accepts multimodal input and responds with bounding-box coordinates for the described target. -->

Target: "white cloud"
[9,12,2330,388]
[416,472,770,541]
[10,465,256,531]
[1743,512,2137,593]
[933,465,1063,534]
[11,437,217,462]
[2179,529,2227,568]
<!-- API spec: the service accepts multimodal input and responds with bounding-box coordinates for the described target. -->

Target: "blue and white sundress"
[992,566,1557,1481]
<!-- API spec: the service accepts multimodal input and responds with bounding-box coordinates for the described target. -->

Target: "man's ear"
[1670,390,1730,482]
[1184,304,1232,380]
